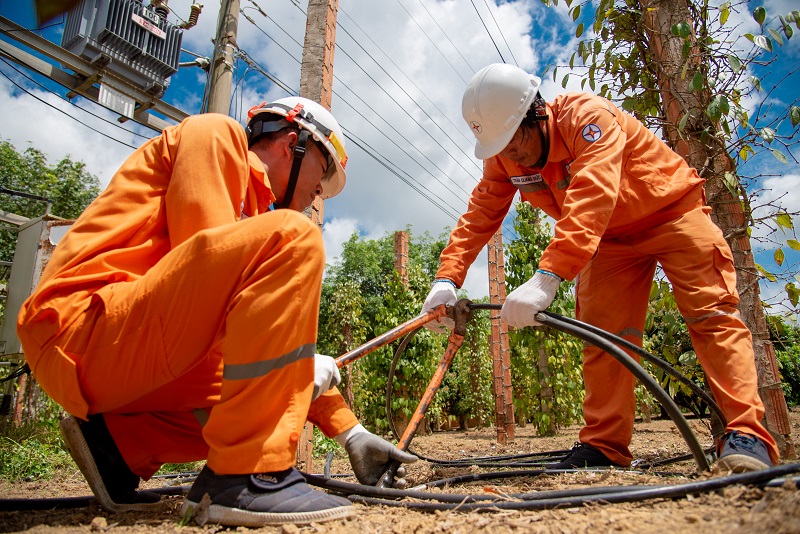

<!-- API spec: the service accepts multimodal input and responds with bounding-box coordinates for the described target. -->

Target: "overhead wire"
[469,0,507,64]
[0,58,150,141]
[232,45,467,221]
[413,0,478,74]
[262,0,485,186]
[237,14,480,205]
[480,0,519,66]
[0,66,139,150]
[335,8,482,174]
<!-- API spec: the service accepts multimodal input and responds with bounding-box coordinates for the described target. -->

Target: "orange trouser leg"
[576,241,656,467]
[648,207,779,463]
[55,210,324,477]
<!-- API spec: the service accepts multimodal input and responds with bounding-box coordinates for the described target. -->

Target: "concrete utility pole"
[296,0,341,471]
[488,230,515,444]
[206,0,240,115]
[298,0,340,228]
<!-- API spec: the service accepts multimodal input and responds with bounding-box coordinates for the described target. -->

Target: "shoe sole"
[60,417,162,512]
[713,453,771,474]
[180,499,355,526]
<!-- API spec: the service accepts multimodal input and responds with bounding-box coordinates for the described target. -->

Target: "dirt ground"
[1,409,799,534]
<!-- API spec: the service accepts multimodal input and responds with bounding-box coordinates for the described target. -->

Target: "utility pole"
[206,0,239,115]
[488,230,514,444]
[295,0,341,471]
[298,0,339,228]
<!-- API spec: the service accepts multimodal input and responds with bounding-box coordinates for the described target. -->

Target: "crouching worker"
[17,97,417,527]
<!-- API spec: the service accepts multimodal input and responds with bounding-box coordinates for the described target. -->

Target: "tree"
[546,0,798,457]
[317,229,495,434]
[505,202,584,434]
[0,140,100,262]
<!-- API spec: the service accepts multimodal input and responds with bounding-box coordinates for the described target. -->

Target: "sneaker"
[181,465,354,526]
[60,415,162,512]
[713,431,773,473]
[547,442,622,469]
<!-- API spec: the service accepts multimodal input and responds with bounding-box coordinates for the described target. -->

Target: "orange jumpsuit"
[16,113,358,478]
[437,93,779,465]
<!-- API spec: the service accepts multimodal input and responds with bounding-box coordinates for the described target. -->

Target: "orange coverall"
[17,113,358,478]
[436,93,779,465]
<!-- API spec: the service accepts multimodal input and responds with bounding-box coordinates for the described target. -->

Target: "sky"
[0,0,798,310]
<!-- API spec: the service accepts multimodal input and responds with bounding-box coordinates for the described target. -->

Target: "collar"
[244,151,276,217]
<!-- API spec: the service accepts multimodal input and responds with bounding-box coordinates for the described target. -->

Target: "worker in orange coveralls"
[17,96,416,527]
[421,63,779,473]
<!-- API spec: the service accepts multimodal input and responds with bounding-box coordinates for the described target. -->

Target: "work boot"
[713,430,773,474]
[547,442,623,469]
[60,415,161,511]
[181,465,354,526]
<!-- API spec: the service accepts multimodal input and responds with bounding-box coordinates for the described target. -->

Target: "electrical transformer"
[61,0,183,98]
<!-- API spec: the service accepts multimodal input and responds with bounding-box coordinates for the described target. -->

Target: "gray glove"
[335,424,418,486]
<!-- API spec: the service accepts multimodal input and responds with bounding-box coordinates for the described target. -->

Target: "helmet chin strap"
[276,130,309,210]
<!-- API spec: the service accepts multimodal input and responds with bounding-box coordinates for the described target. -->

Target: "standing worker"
[421,63,778,473]
[17,96,416,527]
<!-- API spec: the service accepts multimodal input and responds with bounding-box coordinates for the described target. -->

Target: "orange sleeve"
[164,113,250,248]
[435,159,517,287]
[538,103,624,281]
[306,388,359,437]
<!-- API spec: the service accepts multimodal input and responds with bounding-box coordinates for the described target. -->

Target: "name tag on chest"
[510,174,549,192]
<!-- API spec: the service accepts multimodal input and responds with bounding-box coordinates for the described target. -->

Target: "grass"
[0,419,73,481]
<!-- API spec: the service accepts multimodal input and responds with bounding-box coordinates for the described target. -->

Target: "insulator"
[179,3,203,30]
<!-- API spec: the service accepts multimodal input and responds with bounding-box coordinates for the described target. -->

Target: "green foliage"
[767,315,800,406]
[0,140,100,323]
[317,229,494,434]
[504,203,584,434]
[0,419,72,481]
[547,0,800,311]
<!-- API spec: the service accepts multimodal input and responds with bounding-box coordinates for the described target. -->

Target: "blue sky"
[0,0,797,313]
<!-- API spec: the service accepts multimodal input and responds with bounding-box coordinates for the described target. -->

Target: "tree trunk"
[639,0,795,459]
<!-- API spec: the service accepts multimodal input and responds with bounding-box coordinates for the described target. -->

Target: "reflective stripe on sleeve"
[222,343,316,380]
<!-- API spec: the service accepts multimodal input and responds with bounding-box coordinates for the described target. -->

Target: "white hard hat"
[462,64,542,160]
[247,96,348,199]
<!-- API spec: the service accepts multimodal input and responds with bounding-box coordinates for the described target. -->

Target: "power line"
[1,58,150,141]
[413,0,477,74]
[481,0,518,66]
[336,8,482,173]
[241,5,483,185]
[0,67,139,150]
[232,55,468,221]
[470,0,507,64]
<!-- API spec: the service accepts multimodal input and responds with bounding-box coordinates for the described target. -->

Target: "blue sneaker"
[714,431,773,473]
[181,465,354,526]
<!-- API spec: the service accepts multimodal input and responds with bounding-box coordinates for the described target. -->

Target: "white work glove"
[335,424,418,487]
[421,279,457,334]
[312,354,341,401]
[500,270,561,328]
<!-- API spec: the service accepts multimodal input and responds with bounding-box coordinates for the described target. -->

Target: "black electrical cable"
[303,464,800,511]
[386,306,714,471]
[0,486,190,512]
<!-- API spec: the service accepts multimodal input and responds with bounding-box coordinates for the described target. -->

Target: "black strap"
[276,130,309,209]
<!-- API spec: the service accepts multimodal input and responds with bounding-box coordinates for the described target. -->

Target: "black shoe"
[547,442,622,469]
[60,415,161,511]
[713,431,773,474]
[182,465,354,526]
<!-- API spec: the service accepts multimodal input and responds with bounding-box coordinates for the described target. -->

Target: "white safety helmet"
[462,64,542,160]
[247,96,348,200]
